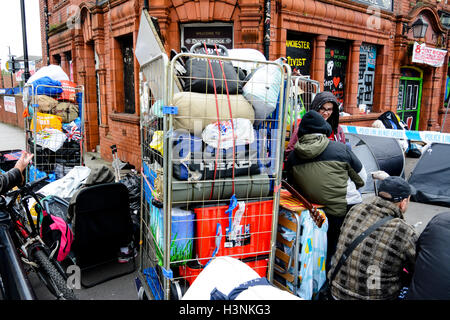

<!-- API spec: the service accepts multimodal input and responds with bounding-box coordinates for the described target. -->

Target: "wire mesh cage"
[138,44,291,300]
[23,82,85,183]
[285,76,320,149]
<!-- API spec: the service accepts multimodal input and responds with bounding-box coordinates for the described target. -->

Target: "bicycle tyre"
[32,249,77,300]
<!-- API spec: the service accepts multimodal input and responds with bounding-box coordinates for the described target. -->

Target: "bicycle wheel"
[32,249,77,300]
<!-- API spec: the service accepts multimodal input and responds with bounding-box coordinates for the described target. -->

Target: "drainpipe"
[143,0,149,11]
[263,0,271,60]
[44,0,50,65]
[441,92,450,133]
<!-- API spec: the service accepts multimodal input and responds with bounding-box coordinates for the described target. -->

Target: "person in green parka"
[285,110,366,268]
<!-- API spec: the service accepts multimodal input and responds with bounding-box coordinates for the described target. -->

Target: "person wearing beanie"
[285,110,366,268]
[328,176,418,300]
[286,91,345,155]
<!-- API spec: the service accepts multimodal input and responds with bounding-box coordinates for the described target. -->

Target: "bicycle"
[1,176,77,300]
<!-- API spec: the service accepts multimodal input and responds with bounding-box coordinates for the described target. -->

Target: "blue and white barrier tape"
[342,125,450,145]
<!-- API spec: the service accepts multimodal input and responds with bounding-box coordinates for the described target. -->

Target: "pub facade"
[40,0,450,167]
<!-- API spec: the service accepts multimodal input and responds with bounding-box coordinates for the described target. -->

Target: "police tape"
[341,125,450,145]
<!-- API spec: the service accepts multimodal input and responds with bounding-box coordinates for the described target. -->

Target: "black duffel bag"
[171,130,261,181]
[182,43,243,94]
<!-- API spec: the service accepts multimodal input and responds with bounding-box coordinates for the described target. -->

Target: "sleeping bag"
[172,92,254,133]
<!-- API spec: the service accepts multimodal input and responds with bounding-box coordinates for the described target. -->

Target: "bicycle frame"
[8,189,46,257]
[0,208,36,300]
[4,177,68,281]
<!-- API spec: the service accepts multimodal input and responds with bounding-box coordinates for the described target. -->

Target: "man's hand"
[371,170,390,181]
[14,151,34,181]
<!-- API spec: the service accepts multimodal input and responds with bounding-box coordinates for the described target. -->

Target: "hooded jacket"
[310,91,341,135]
[286,91,345,155]
[285,111,365,217]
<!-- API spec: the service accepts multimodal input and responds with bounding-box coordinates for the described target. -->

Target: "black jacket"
[285,134,364,217]
[406,212,450,300]
[0,168,22,195]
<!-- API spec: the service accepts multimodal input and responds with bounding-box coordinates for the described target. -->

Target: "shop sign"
[286,33,313,76]
[412,42,447,67]
[4,96,16,113]
[352,0,393,12]
[183,26,233,52]
[15,61,36,82]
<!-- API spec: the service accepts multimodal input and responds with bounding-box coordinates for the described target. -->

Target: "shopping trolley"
[23,82,85,183]
[285,76,320,150]
[137,43,291,300]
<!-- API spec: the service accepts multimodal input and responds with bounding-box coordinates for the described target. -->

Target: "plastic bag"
[242,59,283,126]
[202,118,255,149]
[182,256,301,300]
[120,172,141,213]
[297,209,328,299]
[30,112,63,132]
[58,80,77,102]
[26,65,69,84]
[150,99,164,118]
[62,117,82,142]
[278,209,328,300]
[35,128,67,152]
[38,166,91,199]
[227,49,267,75]
[28,164,56,183]
[150,131,164,155]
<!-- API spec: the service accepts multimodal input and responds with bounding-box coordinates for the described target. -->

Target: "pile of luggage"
[141,45,287,290]
[144,45,285,203]
[25,65,83,182]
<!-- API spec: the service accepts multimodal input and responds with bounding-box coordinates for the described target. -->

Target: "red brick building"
[39,0,450,168]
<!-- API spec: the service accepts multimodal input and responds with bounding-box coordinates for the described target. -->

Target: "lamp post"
[0,59,4,88]
[20,0,30,83]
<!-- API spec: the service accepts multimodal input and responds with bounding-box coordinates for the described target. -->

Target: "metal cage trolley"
[137,44,291,300]
[23,82,85,183]
[285,76,320,149]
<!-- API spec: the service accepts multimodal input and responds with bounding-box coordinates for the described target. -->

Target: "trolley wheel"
[137,286,149,300]
[170,279,189,300]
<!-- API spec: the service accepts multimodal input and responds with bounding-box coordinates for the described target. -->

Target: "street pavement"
[1,122,139,300]
[1,121,449,300]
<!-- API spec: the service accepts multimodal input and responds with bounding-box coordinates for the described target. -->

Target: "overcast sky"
[0,0,42,71]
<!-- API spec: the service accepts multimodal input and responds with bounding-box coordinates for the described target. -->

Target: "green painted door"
[397,67,422,131]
